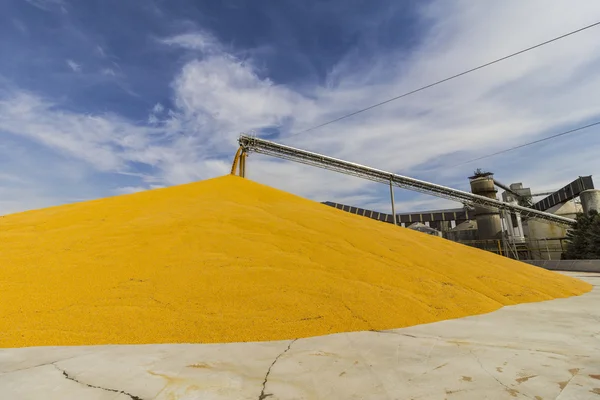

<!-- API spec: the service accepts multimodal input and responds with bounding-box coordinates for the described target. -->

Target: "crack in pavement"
[469,350,534,400]
[370,330,442,341]
[421,338,441,375]
[555,369,579,400]
[258,339,297,400]
[0,362,55,375]
[371,330,419,339]
[0,355,81,375]
[53,364,144,400]
[450,339,581,358]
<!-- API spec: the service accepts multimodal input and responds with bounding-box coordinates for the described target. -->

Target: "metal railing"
[238,135,575,226]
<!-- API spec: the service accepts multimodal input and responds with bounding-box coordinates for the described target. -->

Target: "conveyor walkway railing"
[236,135,575,227]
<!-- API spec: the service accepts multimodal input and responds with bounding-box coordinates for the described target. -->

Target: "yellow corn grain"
[0,175,591,347]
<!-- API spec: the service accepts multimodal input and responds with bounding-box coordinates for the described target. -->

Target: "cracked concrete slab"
[0,272,598,400]
[53,363,144,400]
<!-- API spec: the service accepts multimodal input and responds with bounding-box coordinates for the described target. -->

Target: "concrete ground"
[1,272,598,400]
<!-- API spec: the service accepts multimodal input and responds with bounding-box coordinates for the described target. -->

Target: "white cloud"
[114,186,147,195]
[96,45,106,58]
[0,194,58,215]
[0,92,155,171]
[148,103,165,125]
[152,103,164,114]
[24,0,64,11]
[160,32,220,53]
[3,1,600,215]
[66,59,81,73]
[0,87,235,212]
[12,19,28,34]
[156,2,600,208]
[114,184,164,195]
[169,56,306,154]
[101,68,116,77]
[0,173,26,184]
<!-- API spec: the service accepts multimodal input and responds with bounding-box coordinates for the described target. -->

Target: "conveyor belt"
[532,176,594,211]
[238,135,575,226]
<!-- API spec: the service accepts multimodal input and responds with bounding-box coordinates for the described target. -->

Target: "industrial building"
[234,134,596,261]
[324,174,599,260]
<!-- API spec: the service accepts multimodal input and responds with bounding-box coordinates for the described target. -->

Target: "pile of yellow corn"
[0,175,590,347]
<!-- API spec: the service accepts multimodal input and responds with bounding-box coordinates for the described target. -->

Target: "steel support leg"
[390,180,397,226]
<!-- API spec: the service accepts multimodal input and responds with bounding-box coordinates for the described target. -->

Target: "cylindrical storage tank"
[581,189,600,214]
[469,175,503,240]
[526,201,581,260]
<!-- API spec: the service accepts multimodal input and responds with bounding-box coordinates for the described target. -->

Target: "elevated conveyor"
[532,176,594,212]
[238,135,576,227]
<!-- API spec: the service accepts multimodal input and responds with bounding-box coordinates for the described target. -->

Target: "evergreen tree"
[564,210,600,259]
[586,210,600,258]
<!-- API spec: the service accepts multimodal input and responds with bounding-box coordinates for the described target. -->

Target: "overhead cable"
[292,20,600,135]
[451,120,600,167]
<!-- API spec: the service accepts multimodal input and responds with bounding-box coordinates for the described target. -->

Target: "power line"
[292,20,600,135]
[450,120,600,167]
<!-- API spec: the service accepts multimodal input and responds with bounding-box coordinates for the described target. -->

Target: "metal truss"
[238,135,575,227]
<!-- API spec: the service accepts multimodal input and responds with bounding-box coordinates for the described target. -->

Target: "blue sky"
[1,0,600,215]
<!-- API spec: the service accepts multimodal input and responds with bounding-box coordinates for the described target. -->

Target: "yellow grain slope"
[0,175,591,347]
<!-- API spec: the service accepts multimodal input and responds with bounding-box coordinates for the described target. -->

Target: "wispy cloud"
[96,45,106,58]
[101,68,116,77]
[153,103,164,113]
[153,3,600,205]
[0,173,26,184]
[12,19,28,34]
[0,89,230,197]
[114,185,164,195]
[160,32,220,53]
[24,0,65,12]
[2,1,600,215]
[147,103,165,125]
[66,59,81,72]
[0,92,149,171]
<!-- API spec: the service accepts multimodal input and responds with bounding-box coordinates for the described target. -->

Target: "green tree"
[564,210,600,259]
[587,210,600,258]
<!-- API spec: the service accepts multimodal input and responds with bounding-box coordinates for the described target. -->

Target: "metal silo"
[581,189,600,214]
[469,172,503,240]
